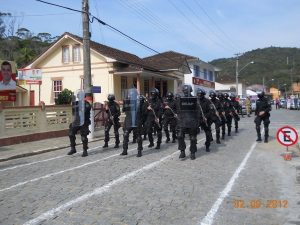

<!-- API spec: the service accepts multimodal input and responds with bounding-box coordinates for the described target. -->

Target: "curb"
[0,137,104,163]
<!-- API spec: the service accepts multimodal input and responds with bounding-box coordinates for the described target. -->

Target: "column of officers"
[68,85,270,160]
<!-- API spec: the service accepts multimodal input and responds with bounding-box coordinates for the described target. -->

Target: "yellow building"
[22,32,190,105]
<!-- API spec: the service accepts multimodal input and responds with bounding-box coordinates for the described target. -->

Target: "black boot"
[179,151,186,159]
[172,139,176,143]
[221,134,225,140]
[166,137,170,143]
[235,128,238,133]
[114,143,119,148]
[216,139,221,144]
[136,150,142,157]
[256,136,262,142]
[264,137,268,143]
[148,142,154,148]
[82,149,88,157]
[190,152,196,160]
[155,143,161,149]
[103,142,108,148]
[120,149,128,155]
[206,145,210,152]
[67,147,76,155]
[132,139,136,144]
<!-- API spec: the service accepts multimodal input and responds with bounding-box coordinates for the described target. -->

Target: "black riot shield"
[123,88,140,128]
[177,96,199,128]
[72,90,85,127]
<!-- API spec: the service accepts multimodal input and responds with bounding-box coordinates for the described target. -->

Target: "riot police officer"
[230,93,240,133]
[223,93,234,136]
[208,90,223,144]
[120,89,146,157]
[217,92,227,140]
[103,94,121,148]
[145,88,163,149]
[67,91,91,157]
[163,92,177,143]
[176,84,200,160]
[255,91,271,143]
[196,88,213,152]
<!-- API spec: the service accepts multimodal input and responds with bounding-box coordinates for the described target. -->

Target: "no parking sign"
[276,126,298,147]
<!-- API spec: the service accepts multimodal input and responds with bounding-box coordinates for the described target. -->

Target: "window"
[62,46,70,63]
[204,69,208,80]
[121,76,127,99]
[209,71,214,81]
[73,45,81,63]
[53,80,62,100]
[193,65,200,77]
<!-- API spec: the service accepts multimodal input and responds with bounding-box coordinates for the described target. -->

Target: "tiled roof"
[66,32,155,70]
[143,51,197,70]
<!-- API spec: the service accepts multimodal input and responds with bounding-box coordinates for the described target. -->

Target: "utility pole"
[82,0,94,138]
[235,53,241,97]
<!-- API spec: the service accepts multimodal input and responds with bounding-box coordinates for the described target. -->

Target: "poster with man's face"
[0,60,17,101]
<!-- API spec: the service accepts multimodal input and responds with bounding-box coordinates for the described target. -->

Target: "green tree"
[55,89,73,105]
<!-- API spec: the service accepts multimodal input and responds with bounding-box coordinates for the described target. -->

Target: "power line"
[35,0,193,70]
[167,0,234,53]
[192,0,240,51]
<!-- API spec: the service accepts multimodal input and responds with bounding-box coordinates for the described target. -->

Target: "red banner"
[0,90,17,101]
[192,77,215,88]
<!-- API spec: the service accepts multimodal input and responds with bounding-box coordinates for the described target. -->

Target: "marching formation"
[67,84,271,160]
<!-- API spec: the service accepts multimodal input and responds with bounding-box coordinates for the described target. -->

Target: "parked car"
[238,98,247,115]
[251,99,257,112]
[280,99,287,108]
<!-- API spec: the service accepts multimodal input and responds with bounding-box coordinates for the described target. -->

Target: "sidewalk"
[0,128,105,162]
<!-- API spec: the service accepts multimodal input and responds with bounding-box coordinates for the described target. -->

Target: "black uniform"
[196,88,213,152]
[163,92,177,143]
[208,91,222,144]
[68,99,91,157]
[121,91,146,157]
[103,94,121,148]
[223,93,234,136]
[145,88,163,149]
[177,84,200,160]
[230,95,240,133]
[217,93,227,140]
[255,92,271,143]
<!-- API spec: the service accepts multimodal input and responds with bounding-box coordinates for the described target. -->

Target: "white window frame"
[62,46,70,64]
[73,44,81,63]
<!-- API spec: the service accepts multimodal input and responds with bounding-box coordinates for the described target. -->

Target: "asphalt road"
[0,107,300,225]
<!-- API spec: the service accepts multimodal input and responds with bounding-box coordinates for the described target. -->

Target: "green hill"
[209,47,300,90]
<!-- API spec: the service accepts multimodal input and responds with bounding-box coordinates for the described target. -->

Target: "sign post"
[276,126,298,160]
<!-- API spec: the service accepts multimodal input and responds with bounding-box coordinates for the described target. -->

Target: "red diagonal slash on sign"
[280,130,294,142]
[276,126,298,147]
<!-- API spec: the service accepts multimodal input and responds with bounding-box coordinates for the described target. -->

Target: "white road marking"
[0,143,117,173]
[23,137,206,225]
[198,132,262,225]
[0,137,174,192]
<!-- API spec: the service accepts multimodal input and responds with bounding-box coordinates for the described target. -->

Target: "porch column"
[136,73,141,94]
[151,76,155,89]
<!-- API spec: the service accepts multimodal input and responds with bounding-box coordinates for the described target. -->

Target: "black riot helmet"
[209,90,217,99]
[166,92,174,101]
[257,91,265,99]
[224,93,229,99]
[182,84,193,97]
[107,94,115,102]
[196,88,206,99]
[139,95,145,103]
[217,92,224,100]
[150,88,159,100]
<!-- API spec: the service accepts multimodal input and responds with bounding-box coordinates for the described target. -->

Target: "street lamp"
[236,59,254,96]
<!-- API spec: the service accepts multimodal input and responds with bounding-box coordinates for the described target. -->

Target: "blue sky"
[2,0,300,62]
